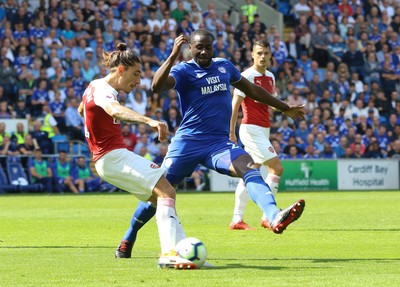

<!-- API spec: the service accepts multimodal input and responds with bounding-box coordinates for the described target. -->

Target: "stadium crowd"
[0,0,400,192]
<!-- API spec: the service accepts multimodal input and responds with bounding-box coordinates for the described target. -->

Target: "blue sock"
[243,169,279,222]
[123,201,156,243]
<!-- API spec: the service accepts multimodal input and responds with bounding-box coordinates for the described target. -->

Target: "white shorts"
[95,148,165,202]
[239,124,277,164]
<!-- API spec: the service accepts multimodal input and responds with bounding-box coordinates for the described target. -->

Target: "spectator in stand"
[357,114,372,135]
[322,0,341,20]
[303,144,319,159]
[147,10,162,33]
[381,60,399,98]
[320,143,337,159]
[342,40,365,80]
[349,133,366,155]
[171,1,189,24]
[17,133,35,167]
[309,114,326,134]
[38,104,59,139]
[29,149,63,193]
[81,57,98,84]
[165,106,182,137]
[129,90,147,115]
[10,122,27,147]
[293,0,311,20]
[161,10,178,33]
[65,98,85,141]
[133,133,159,159]
[31,79,50,117]
[277,119,295,146]
[71,156,101,193]
[0,58,18,102]
[311,23,329,68]
[48,91,66,134]
[154,142,169,167]
[352,143,364,158]
[328,34,347,67]
[362,127,375,147]
[0,135,19,156]
[294,16,311,50]
[325,125,340,148]
[138,146,153,161]
[140,41,160,72]
[305,60,325,83]
[122,124,138,152]
[334,136,348,158]
[0,101,11,118]
[387,114,399,139]
[294,120,309,147]
[314,132,326,153]
[286,145,302,159]
[287,88,305,107]
[375,89,391,120]
[388,139,400,158]
[364,52,381,86]
[52,150,79,194]
[375,124,390,153]
[292,71,310,96]
[286,32,304,61]
[71,66,86,96]
[364,140,385,158]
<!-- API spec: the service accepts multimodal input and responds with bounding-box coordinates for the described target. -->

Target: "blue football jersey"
[170,58,241,139]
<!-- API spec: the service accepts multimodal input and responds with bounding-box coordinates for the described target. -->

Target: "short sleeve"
[170,63,185,91]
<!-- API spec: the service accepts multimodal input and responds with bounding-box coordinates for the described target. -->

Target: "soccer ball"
[175,237,207,268]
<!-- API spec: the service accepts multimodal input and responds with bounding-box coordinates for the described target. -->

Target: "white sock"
[156,198,178,255]
[265,174,280,197]
[175,213,186,244]
[262,174,281,220]
[232,179,249,223]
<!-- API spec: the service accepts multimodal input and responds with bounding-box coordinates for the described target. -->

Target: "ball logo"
[150,163,160,169]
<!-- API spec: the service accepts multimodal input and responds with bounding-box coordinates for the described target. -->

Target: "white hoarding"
[338,159,399,190]
[0,119,29,133]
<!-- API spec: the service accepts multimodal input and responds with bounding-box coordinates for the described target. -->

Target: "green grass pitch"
[1,191,399,287]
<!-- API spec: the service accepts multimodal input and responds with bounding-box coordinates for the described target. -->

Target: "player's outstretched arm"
[152,34,189,92]
[104,102,168,142]
[232,77,305,120]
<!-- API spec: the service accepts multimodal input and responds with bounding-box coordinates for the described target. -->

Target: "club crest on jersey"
[150,163,160,169]
[269,147,275,154]
[218,67,226,73]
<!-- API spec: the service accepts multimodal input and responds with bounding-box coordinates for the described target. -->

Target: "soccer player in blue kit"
[115,30,306,259]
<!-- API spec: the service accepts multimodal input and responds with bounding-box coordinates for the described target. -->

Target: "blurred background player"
[229,39,284,230]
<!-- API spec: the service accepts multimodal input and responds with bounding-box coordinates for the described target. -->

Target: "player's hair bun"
[116,43,128,51]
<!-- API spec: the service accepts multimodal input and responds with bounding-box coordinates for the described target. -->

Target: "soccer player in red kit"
[78,43,196,269]
[229,39,286,230]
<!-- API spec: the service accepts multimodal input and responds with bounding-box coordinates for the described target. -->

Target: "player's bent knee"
[152,176,176,200]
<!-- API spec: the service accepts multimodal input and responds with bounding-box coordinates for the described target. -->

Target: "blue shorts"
[162,137,247,184]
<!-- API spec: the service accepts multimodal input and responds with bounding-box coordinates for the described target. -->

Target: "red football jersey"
[234,67,277,128]
[82,79,127,161]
